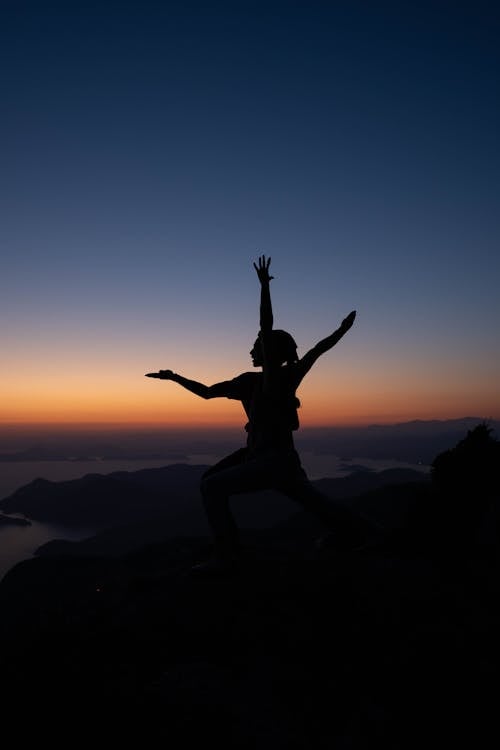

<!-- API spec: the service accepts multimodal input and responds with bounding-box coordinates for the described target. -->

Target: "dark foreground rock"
[0,512,30,526]
[0,523,498,749]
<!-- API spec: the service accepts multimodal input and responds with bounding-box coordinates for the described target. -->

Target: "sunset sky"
[2,1,499,428]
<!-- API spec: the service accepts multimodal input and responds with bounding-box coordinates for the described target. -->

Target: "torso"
[230,370,300,457]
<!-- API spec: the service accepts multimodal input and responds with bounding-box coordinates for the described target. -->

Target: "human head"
[250,329,298,367]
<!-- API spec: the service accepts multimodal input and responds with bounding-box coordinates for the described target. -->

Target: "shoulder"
[282,361,305,387]
[232,371,260,388]
[219,371,259,399]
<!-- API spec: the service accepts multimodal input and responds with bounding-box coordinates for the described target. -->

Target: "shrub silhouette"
[431,422,499,497]
[429,423,499,548]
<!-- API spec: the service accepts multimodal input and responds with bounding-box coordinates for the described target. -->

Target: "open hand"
[253,254,274,284]
[340,310,356,331]
[145,370,174,379]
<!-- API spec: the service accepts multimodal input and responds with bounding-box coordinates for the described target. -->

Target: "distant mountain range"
[296,417,500,464]
[0,417,496,464]
[0,462,430,559]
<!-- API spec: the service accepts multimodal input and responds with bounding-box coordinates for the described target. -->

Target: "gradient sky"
[2,0,499,428]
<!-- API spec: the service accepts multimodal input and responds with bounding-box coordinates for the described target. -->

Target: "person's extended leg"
[277,467,381,551]
[200,454,277,565]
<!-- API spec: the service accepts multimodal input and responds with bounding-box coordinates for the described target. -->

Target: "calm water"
[0,454,429,581]
[0,518,98,582]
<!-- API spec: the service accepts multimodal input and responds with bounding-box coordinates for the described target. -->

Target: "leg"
[201,447,249,480]
[278,475,352,528]
[200,453,277,562]
[277,469,380,549]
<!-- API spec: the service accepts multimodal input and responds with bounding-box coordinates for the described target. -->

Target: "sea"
[0,452,429,581]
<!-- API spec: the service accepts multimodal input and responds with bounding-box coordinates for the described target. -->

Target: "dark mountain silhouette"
[0,463,428,547]
[0,425,498,746]
[431,422,500,497]
[30,468,428,560]
[423,422,500,552]
[0,463,213,529]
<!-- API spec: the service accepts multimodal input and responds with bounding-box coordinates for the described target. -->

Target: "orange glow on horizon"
[3,392,497,429]
[2,363,498,428]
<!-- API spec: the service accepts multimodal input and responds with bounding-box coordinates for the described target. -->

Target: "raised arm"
[298,310,356,379]
[145,370,232,399]
[253,255,278,393]
[253,254,274,334]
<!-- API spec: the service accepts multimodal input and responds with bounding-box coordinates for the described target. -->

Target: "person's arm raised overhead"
[298,310,357,380]
[253,254,274,335]
[253,254,278,393]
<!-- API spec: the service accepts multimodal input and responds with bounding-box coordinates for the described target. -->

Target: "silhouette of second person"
[147,256,366,571]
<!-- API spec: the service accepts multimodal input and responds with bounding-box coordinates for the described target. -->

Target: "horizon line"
[0,415,497,432]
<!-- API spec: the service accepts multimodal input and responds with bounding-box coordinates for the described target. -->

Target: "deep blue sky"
[2,1,499,425]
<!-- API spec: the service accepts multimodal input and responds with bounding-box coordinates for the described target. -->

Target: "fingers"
[253,254,273,281]
[254,254,272,270]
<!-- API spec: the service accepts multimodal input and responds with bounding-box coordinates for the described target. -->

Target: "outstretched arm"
[145,370,229,399]
[298,310,356,378]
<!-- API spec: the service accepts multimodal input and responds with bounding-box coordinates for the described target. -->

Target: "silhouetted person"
[146,256,367,571]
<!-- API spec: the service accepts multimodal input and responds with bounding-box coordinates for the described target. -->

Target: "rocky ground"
[0,517,498,749]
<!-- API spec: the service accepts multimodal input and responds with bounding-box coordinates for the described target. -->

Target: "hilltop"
[0,424,498,747]
[0,510,498,748]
